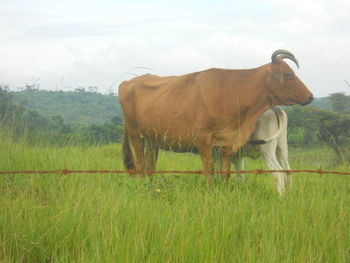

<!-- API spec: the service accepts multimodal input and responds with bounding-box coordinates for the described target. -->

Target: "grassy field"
[1,133,350,262]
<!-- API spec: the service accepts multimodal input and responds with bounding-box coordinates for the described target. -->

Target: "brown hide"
[119,50,313,178]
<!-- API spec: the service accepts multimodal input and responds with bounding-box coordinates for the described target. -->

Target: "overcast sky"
[0,0,349,97]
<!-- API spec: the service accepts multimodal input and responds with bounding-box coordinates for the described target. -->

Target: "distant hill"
[11,90,122,125]
[309,97,332,111]
[10,89,332,126]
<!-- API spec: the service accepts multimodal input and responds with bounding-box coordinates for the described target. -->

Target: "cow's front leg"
[220,149,233,181]
[197,142,214,183]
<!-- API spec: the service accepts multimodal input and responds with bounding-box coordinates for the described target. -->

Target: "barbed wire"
[1,169,350,176]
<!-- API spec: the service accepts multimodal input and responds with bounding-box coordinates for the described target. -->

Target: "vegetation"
[11,87,121,125]
[1,86,350,262]
[3,86,350,162]
[0,131,349,262]
[286,105,350,163]
[328,92,350,114]
[8,87,348,125]
[0,86,123,146]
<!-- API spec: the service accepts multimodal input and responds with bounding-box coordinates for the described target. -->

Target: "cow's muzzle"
[300,94,314,106]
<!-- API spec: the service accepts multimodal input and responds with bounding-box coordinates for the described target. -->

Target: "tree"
[75,87,85,92]
[0,85,26,125]
[87,86,98,93]
[51,115,64,126]
[328,92,350,113]
[318,112,350,163]
[110,115,123,126]
[286,106,321,144]
[286,105,350,163]
[0,85,13,116]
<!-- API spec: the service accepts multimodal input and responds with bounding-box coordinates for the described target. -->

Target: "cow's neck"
[221,66,271,121]
[209,66,272,153]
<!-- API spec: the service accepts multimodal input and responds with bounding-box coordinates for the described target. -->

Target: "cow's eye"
[284,73,294,80]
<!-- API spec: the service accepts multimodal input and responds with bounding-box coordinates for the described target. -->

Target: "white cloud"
[0,0,349,96]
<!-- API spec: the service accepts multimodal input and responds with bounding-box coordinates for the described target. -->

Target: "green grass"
[1,133,350,262]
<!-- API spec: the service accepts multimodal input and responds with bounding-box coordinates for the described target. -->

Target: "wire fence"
[1,169,350,176]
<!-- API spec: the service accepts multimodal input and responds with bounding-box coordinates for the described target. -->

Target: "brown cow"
[118,50,313,182]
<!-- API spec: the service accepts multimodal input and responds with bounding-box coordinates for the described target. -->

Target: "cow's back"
[119,72,207,151]
[119,68,269,153]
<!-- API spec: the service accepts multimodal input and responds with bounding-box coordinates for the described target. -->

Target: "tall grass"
[0,132,349,262]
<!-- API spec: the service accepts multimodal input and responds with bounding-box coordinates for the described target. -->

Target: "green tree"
[286,105,350,163]
[286,106,320,144]
[318,113,350,162]
[328,92,350,113]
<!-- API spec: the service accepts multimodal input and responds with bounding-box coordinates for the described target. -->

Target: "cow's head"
[267,49,313,106]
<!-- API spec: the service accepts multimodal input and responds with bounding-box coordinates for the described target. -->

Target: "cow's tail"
[249,107,286,145]
[122,128,135,170]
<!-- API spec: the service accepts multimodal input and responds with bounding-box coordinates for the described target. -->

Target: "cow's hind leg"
[145,140,159,176]
[127,128,146,176]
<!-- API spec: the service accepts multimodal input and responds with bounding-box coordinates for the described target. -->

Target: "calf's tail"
[122,128,135,170]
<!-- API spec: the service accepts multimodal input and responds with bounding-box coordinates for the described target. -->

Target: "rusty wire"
[0,169,350,176]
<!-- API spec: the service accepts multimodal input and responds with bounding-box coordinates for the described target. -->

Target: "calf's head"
[267,49,313,106]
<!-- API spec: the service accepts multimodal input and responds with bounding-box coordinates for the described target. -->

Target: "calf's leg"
[260,141,286,196]
[276,133,292,187]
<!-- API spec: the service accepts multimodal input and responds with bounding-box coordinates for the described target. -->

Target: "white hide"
[233,107,291,196]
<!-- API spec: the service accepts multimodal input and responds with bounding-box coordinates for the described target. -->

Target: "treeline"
[286,105,350,161]
[1,85,350,160]
[0,86,123,146]
[11,87,121,125]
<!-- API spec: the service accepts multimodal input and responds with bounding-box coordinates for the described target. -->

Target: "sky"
[0,0,349,97]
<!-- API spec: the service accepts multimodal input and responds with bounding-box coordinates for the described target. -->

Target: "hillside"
[309,97,332,111]
[10,89,332,126]
[11,90,122,125]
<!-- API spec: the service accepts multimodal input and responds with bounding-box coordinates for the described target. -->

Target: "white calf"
[234,107,291,195]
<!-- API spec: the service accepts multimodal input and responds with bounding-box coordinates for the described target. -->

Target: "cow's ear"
[271,72,281,81]
[270,64,284,84]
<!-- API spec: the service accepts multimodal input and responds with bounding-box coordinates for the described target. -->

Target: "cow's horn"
[271,49,299,68]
